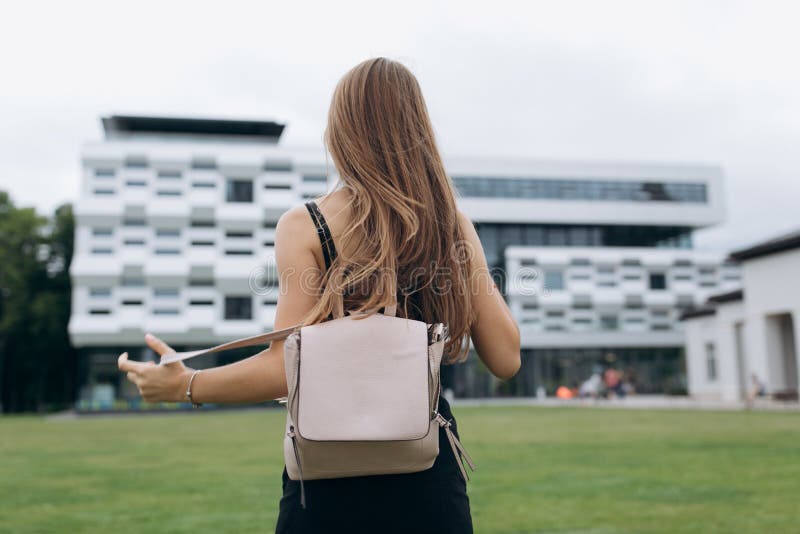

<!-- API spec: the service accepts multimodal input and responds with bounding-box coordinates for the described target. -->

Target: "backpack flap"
[293,314,431,442]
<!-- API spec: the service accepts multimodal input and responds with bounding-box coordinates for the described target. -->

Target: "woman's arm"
[118,205,322,404]
[458,211,521,380]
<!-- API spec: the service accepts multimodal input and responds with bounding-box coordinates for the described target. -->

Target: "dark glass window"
[649,272,667,290]
[225,296,252,320]
[191,157,217,170]
[263,160,293,172]
[600,315,618,330]
[452,176,707,203]
[226,179,253,203]
[124,156,148,168]
[225,231,253,238]
[156,229,181,237]
[544,270,564,290]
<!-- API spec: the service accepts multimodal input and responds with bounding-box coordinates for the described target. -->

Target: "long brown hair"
[306,57,473,363]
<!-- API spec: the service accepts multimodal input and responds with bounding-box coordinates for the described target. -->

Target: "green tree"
[0,192,76,413]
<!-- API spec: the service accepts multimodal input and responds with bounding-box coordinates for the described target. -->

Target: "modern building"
[682,230,800,402]
[70,115,737,408]
[445,159,739,396]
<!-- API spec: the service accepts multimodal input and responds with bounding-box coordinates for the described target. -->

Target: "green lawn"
[1,406,798,533]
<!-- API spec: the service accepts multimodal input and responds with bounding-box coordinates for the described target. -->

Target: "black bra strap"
[304,200,338,272]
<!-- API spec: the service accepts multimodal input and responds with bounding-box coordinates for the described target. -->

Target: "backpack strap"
[158,324,300,365]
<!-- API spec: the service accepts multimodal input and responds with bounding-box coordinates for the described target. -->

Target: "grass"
[1,406,798,533]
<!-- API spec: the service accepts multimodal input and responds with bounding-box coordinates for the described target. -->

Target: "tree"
[0,192,76,413]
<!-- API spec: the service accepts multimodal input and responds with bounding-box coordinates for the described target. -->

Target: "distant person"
[116,57,521,533]
[579,371,603,398]
[747,373,767,406]
[622,366,638,396]
[603,367,625,398]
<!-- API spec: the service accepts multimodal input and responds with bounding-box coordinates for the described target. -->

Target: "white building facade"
[683,232,800,402]
[70,115,736,407]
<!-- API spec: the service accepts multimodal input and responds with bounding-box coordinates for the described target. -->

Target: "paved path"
[450,395,800,412]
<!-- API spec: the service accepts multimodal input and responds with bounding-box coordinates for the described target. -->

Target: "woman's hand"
[118,333,192,403]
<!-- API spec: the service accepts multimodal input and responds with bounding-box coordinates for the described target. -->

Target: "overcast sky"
[1,0,798,251]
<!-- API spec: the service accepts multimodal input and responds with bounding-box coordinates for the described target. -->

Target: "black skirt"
[275,396,473,534]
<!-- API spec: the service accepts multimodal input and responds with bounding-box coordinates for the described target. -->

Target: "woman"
[118,57,521,533]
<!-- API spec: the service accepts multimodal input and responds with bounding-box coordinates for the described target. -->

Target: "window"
[450,176,707,203]
[264,183,292,190]
[93,188,115,196]
[92,228,113,237]
[91,247,113,254]
[191,240,215,247]
[89,309,111,315]
[191,157,217,170]
[156,229,181,238]
[121,278,145,287]
[123,218,146,227]
[649,272,667,290]
[225,296,252,320]
[190,220,215,228]
[190,299,215,306]
[303,174,327,183]
[125,156,148,168]
[153,309,179,316]
[89,288,111,297]
[156,190,182,196]
[155,248,180,255]
[545,310,565,318]
[226,179,253,203]
[189,279,214,287]
[122,299,143,306]
[154,288,179,298]
[158,170,182,180]
[124,238,146,246]
[544,270,564,290]
[705,342,717,381]
[570,258,591,266]
[94,168,116,178]
[225,231,253,238]
[192,181,216,188]
[126,180,147,187]
[625,295,644,309]
[600,315,618,331]
[263,160,293,172]
[573,295,592,309]
[225,249,253,256]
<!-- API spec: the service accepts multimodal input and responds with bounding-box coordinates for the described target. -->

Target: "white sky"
[1,0,798,251]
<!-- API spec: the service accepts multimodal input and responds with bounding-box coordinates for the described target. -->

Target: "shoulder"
[275,204,317,260]
[276,203,313,235]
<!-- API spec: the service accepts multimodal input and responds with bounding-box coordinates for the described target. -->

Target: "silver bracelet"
[186,369,203,408]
